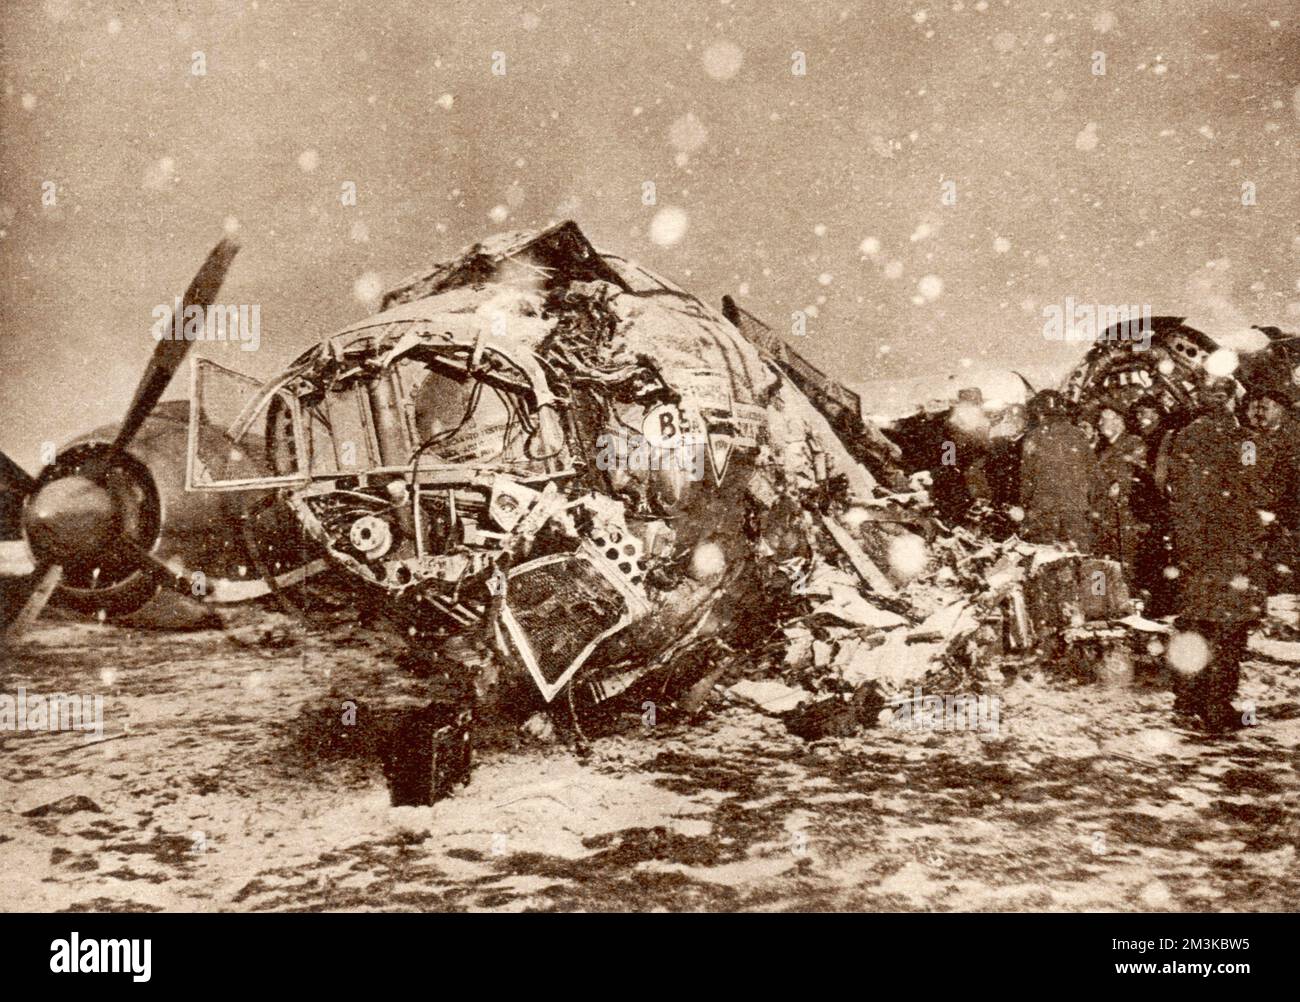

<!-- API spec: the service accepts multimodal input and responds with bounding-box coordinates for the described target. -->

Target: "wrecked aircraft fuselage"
[187,223,877,791]
[1061,315,1300,424]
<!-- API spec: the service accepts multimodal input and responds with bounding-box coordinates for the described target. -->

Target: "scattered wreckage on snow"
[0,221,923,803]
[182,221,924,801]
[4,221,1297,805]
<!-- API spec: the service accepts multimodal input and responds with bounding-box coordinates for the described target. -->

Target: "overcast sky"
[1,0,1297,470]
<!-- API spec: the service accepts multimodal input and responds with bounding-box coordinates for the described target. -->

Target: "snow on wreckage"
[182,222,1123,805]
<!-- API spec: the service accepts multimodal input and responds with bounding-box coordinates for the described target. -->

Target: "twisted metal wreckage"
[178,221,922,800]
[5,222,1296,804]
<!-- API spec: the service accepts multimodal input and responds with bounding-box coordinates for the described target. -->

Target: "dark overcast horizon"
[1,0,1297,470]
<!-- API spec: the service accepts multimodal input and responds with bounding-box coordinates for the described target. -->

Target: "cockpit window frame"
[185,357,313,492]
[185,334,572,493]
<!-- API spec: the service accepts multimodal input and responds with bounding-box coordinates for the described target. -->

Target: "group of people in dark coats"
[1014,379,1300,732]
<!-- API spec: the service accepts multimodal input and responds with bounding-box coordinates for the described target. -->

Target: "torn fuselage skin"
[186,222,867,802]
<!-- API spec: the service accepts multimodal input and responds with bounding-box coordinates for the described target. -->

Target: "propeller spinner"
[1,236,241,639]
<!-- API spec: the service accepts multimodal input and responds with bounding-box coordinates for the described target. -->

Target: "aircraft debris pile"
[257,223,1183,760]
[694,518,1153,741]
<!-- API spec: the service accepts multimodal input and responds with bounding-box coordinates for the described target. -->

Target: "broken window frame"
[185,357,312,492]
[296,380,383,476]
[186,330,574,492]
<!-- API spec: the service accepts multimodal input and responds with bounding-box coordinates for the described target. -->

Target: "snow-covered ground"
[2,607,1298,912]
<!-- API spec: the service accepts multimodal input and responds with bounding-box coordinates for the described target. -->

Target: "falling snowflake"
[690,541,726,579]
[701,40,743,80]
[917,274,944,301]
[298,149,320,172]
[648,206,689,247]
[353,271,383,307]
[1204,347,1239,377]
[1167,630,1210,675]
[888,533,928,579]
[667,113,708,153]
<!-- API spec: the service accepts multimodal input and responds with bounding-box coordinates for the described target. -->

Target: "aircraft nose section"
[24,475,119,560]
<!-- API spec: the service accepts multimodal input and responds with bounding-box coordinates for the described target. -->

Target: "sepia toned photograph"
[0,0,1296,973]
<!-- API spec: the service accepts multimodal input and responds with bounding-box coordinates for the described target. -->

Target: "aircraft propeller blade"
[111,236,241,455]
[4,235,241,639]
[0,450,36,498]
[120,540,204,600]
[3,564,63,642]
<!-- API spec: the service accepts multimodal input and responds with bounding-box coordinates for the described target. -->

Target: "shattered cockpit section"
[188,222,881,715]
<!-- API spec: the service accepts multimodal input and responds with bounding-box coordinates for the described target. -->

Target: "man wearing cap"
[1128,394,1176,613]
[930,387,995,525]
[1165,378,1268,731]
[1245,388,1300,596]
